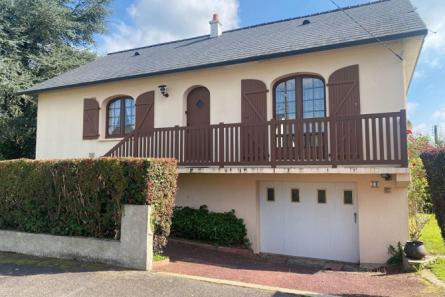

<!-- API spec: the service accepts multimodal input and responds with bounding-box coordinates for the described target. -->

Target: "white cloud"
[101,0,239,53]
[433,107,445,121]
[411,0,445,68]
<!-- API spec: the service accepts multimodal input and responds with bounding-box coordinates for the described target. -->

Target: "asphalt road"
[0,261,302,297]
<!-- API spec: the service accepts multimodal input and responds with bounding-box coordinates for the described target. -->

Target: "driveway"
[0,252,306,297]
[155,240,444,297]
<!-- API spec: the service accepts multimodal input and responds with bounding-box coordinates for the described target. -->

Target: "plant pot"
[404,240,427,260]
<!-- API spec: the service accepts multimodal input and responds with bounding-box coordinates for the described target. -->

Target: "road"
[0,254,305,297]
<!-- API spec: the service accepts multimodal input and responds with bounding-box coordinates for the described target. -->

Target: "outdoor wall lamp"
[380,174,392,181]
[158,85,169,97]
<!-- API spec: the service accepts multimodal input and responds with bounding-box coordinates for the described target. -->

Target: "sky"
[94,0,445,140]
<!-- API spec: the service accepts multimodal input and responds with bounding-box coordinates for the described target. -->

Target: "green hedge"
[171,205,248,246]
[420,148,445,240]
[0,158,177,254]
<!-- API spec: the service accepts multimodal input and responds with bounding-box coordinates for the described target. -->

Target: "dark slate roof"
[23,0,426,94]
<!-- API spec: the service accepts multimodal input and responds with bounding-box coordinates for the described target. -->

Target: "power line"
[327,0,404,61]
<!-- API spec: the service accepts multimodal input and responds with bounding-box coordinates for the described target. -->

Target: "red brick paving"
[155,241,444,297]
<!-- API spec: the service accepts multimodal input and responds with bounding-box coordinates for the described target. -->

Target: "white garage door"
[259,182,359,263]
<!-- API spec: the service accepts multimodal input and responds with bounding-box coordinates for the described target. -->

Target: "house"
[23,0,427,266]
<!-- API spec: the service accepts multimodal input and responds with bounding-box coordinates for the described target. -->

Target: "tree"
[0,0,111,159]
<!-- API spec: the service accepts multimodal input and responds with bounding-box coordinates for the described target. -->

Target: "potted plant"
[406,203,428,260]
[404,240,426,260]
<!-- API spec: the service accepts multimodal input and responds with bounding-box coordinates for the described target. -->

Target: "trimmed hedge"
[0,158,177,254]
[171,205,248,247]
[420,148,445,240]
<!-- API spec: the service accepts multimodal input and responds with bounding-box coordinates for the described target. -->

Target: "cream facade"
[177,173,408,264]
[35,38,421,159]
[33,36,423,265]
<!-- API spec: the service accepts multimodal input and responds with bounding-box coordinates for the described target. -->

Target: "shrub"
[171,205,248,247]
[0,158,177,254]
[420,148,445,240]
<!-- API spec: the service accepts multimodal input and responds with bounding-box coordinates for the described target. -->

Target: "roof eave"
[18,28,428,96]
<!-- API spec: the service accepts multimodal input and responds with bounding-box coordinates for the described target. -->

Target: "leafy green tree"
[0,0,111,159]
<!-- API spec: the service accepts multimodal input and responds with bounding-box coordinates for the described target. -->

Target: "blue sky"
[95,0,445,139]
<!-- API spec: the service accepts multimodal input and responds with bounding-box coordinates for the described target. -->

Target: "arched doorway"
[185,86,212,164]
[186,86,210,127]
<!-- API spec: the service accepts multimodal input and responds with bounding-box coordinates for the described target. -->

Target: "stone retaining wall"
[0,205,153,270]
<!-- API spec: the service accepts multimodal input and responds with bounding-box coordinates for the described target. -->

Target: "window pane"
[124,98,135,133]
[108,100,121,135]
[344,190,353,205]
[302,78,325,119]
[317,189,326,204]
[291,189,300,202]
[275,79,296,120]
[267,188,275,201]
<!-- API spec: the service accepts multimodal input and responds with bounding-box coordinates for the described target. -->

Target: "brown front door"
[328,65,362,162]
[241,79,268,163]
[185,87,211,164]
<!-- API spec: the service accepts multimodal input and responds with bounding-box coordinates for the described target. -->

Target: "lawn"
[430,258,445,282]
[420,214,445,282]
[420,214,445,255]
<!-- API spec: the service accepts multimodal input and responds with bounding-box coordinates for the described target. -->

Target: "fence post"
[219,122,224,168]
[270,119,276,168]
[400,109,408,168]
[133,131,139,157]
[174,126,179,162]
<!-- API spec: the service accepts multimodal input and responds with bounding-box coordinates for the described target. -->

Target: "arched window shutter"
[135,91,155,134]
[241,79,268,124]
[83,98,100,139]
[328,65,360,117]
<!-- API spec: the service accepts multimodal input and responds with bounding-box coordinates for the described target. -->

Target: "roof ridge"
[107,0,390,56]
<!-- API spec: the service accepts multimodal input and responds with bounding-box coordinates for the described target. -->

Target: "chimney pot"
[209,13,222,38]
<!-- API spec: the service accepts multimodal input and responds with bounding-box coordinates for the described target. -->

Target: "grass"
[430,258,445,282]
[419,214,445,283]
[153,254,168,262]
[420,214,445,255]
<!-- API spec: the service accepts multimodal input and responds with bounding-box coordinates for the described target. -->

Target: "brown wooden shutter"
[328,65,362,161]
[241,79,268,124]
[83,98,100,139]
[328,65,360,117]
[241,79,268,162]
[135,91,155,134]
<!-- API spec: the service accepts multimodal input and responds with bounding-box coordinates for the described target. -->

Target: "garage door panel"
[260,182,359,263]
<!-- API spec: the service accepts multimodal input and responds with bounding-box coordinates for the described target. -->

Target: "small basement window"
[267,188,275,201]
[291,189,300,202]
[317,189,326,204]
[344,190,353,205]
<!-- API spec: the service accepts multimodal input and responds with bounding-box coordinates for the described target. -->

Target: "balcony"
[104,110,408,168]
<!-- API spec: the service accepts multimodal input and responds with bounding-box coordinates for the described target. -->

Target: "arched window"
[274,76,326,120]
[106,96,135,137]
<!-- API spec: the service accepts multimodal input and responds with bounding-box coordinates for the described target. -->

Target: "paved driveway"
[155,241,445,297]
[0,253,305,297]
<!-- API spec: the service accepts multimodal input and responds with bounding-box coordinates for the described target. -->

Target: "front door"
[185,87,211,164]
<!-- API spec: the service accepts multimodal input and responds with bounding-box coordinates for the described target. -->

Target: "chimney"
[209,13,222,38]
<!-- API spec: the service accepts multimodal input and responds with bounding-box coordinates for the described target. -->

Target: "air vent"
[133,51,140,56]
[302,19,311,25]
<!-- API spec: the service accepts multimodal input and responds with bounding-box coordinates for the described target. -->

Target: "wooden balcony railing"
[104,110,408,167]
